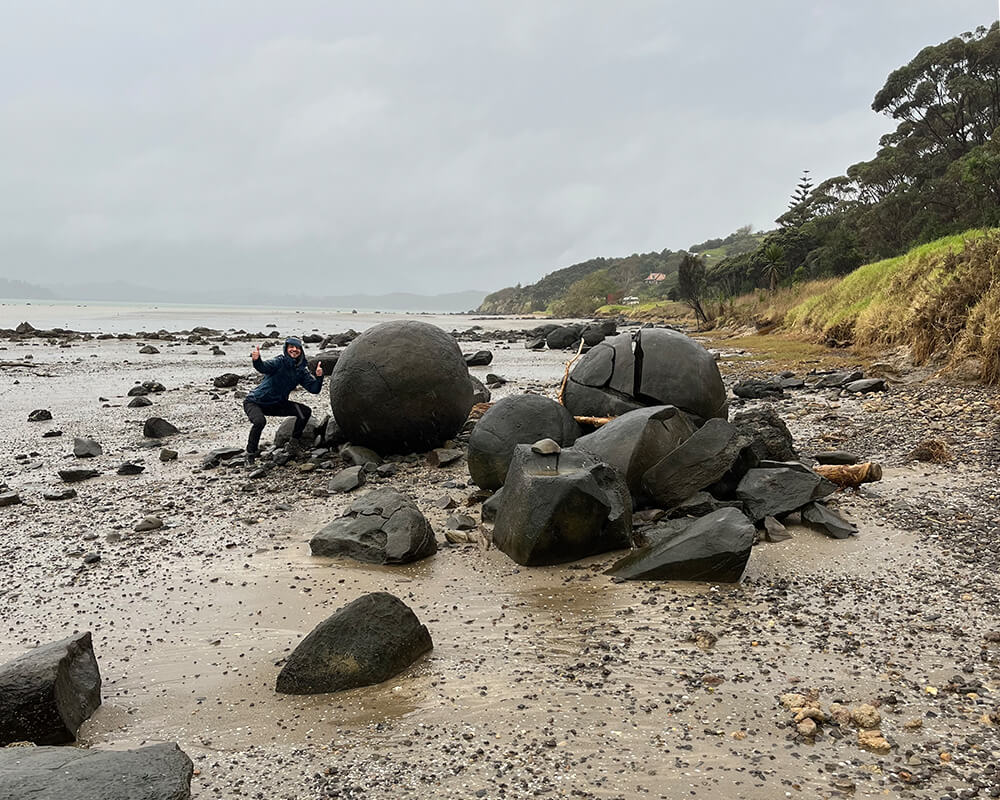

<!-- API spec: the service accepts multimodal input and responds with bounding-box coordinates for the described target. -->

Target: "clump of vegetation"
[907,440,952,463]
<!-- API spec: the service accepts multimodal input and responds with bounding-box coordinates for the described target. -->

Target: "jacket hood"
[283,336,306,365]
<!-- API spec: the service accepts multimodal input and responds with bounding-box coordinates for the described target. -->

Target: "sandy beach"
[2,316,1000,799]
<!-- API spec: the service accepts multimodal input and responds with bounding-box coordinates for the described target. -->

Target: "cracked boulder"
[492,445,631,566]
[310,488,437,564]
[467,395,581,490]
[276,592,432,695]
[0,743,194,800]
[641,418,745,508]
[563,329,727,422]
[329,320,473,454]
[0,632,102,746]
[737,461,837,522]
[606,507,755,582]
[573,405,695,504]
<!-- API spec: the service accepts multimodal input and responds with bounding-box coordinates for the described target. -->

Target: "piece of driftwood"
[468,402,493,421]
[0,361,38,368]
[813,461,883,488]
[573,415,615,428]
[557,340,587,406]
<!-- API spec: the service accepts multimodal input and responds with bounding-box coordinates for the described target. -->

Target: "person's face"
[287,344,301,358]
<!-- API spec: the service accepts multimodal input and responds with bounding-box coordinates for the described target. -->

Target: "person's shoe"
[246,451,258,466]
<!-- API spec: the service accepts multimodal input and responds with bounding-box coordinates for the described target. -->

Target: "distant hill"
[1,280,487,313]
[0,277,55,299]
[478,226,764,315]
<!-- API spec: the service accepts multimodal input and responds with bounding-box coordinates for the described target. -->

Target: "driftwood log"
[813,461,883,488]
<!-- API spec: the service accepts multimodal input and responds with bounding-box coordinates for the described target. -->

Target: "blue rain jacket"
[246,336,323,405]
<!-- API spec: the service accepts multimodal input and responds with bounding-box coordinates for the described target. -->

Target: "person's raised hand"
[315,361,324,377]
[251,345,260,361]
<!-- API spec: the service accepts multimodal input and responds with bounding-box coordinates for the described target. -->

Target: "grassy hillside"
[721,230,1000,383]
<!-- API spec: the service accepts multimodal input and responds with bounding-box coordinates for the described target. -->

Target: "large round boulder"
[467,395,581,490]
[329,321,474,454]
[564,329,727,422]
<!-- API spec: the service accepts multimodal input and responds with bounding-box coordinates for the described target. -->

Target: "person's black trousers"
[244,398,312,454]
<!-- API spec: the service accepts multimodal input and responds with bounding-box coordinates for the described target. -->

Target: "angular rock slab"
[574,405,695,503]
[564,329,727,422]
[641,418,744,507]
[329,320,474,455]
[310,488,437,564]
[0,742,193,800]
[0,632,101,746]
[143,417,179,438]
[736,462,836,522]
[276,592,432,695]
[731,406,797,462]
[607,508,755,583]
[492,445,631,566]
[801,502,857,539]
[467,394,581,490]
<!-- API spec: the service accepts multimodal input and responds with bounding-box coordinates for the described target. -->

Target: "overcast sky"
[0,1,993,296]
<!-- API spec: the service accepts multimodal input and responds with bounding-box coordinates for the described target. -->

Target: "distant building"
[644,272,666,284]
[623,295,640,306]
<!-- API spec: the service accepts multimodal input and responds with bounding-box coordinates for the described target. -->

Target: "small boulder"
[276,592,432,695]
[641,418,744,507]
[128,396,153,408]
[134,516,163,532]
[845,378,886,394]
[310,488,437,564]
[116,462,145,476]
[159,448,178,462]
[492,445,631,566]
[464,350,493,367]
[328,465,365,493]
[73,438,103,459]
[58,468,99,483]
[143,417,179,438]
[339,444,382,467]
[0,492,21,507]
[201,447,245,469]
[212,373,240,388]
[138,345,159,354]
[43,488,77,501]
[732,379,784,399]
[28,409,52,422]
[427,448,463,467]
[801,502,857,539]
[606,508,755,582]
[730,407,797,462]
[736,462,836,522]
[545,324,583,350]
[0,742,193,800]
[273,416,321,448]
[0,632,102,746]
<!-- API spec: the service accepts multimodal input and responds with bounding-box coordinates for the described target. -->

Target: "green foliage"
[676,253,709,325]
[549,270,620,317]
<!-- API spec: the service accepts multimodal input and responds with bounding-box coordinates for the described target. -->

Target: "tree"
[549,270,619,317]
[778,170,815,229]
[676,253,709,327]
[761,243,786,292]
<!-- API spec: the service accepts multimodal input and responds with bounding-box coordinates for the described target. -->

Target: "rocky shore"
[1,319,999,800]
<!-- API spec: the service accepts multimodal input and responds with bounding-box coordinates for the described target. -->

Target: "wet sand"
[2,327,1000,799]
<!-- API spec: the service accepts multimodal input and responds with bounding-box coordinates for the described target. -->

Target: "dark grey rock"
[492,445,631,566]
[732,379,784,399]
[0,632,101,746]
[43,488,77,501]
[481,489,503,524]
[58,468,100,483]
[42,430,63,438]
[339,444,382,466]
[485,373,508,386]
[469,375,491,404]
[138,345,159,354]
[27,409,52,422]
[564,329,727,422]
[276,592,432,695]
[126,385,149,397]
[73,438,102,459]
[307,349,341,376]
[134,516,163,532]
[116,462,145,476]
[736,463,835,522]
[446,513,477,530]
[0,742,194,800]
[524,337,546,350]
[329,320,474,454]
[813,450,860,465]
[201,447,244,469]
[666,491,742,519]
[731,406,797,462]
[811,370,864,389]
[323,416,349,448]
[641,418,743,508]
[143,417,179,438]
[464,350,493,367]
[762,515,792,542]
[212,373,240,388]
[328,465,365,493]
[545,324,583,350]
[427,448,463,467]
[801,502,858,539]
[310,488,436,564]
[845,378,886,394]
[128,396,153,408]
[159,448,178,462]
[273,416,321,448]
[467,395,580,490]
[575,406,695,504]
[607,508,754,582]
[0,492,21,507]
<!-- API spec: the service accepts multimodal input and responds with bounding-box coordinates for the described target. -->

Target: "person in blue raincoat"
[244,336,323,463]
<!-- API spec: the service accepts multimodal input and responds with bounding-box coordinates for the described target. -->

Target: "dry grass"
[906,439,952,463]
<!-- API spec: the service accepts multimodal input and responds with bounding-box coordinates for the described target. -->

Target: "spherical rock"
[329,321,473,454]
[467,395,581,490]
